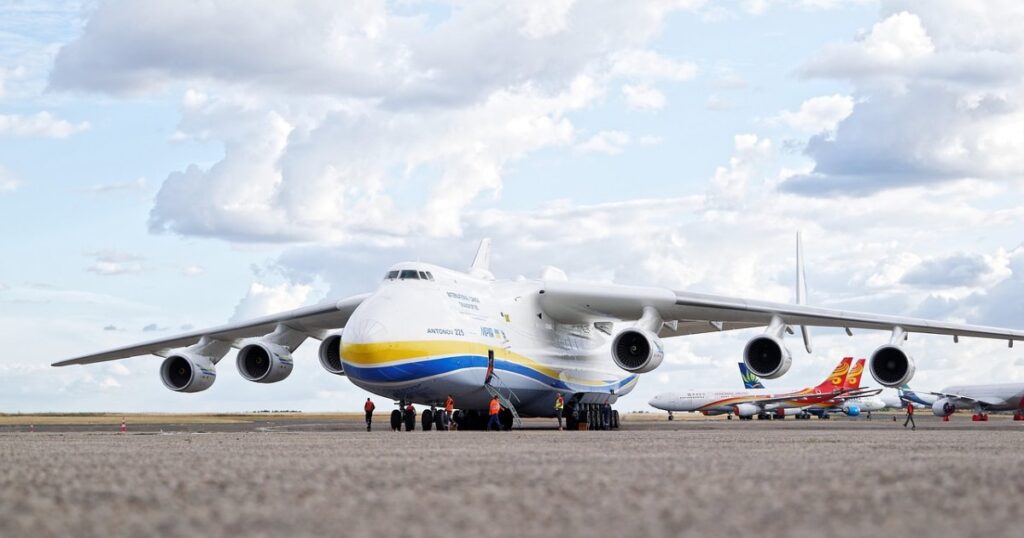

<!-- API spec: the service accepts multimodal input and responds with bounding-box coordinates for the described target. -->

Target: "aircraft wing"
[740,387,873,407]
[52,293,370,366]
[920,391,1007,408]
[538,281,1024,342]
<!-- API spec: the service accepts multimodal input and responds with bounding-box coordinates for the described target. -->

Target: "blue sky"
[2,0,1024,412]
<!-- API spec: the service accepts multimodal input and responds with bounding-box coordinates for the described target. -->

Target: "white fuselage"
[338,262,636,416]
[939,383,1024,412]
[648,386,836,415]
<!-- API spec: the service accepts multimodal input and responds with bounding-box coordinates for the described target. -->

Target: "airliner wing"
[538,281,1024,342]
[921,391,1007,407]
[740,387,879,407]
[52,293,370,366]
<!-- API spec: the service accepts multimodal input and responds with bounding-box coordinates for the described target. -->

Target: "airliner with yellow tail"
[53,236,1024,426]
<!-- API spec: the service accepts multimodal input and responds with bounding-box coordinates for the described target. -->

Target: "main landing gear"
[564,402,619,431]
[971,413,989,422]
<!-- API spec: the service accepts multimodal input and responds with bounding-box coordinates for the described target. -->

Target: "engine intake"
[160,353,216,393]
[868,345,915,387]
[932,398,956,417]
[733,403,760,418]
[318,333,345,375]
[237,342,294,383]
[611,329,664,373]
[742,335,792,379]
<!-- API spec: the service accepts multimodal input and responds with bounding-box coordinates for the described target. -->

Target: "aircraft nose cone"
[345,317,389,345]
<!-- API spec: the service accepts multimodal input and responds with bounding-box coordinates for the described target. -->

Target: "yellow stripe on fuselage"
[341,339,619,388]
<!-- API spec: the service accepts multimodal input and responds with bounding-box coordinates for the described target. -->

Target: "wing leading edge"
[52,293,370,366]
[538,280,1024,343]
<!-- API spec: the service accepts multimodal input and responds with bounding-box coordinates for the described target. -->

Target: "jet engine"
[842,403,861,417]
[318,333,345,375]
[742,335,792,379]
[867,345,915,387]
[610,328,664,373]
[932,398,956,417]
[236,341,294,383]
[733,403,760,418]
[160,352,217,393]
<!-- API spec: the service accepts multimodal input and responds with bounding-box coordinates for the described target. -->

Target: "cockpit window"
[418,271,429,280]
[424,271,435,281]
[399,270,420,280]
[385,270,399,280]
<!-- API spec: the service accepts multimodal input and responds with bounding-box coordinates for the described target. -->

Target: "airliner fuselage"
[340,262,636,416]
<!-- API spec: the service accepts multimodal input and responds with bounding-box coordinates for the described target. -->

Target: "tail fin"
[796,232,813,354]
[739,362,765,389]
[469,238,494,279]
[815,357,852,392]
[842,358,865,390]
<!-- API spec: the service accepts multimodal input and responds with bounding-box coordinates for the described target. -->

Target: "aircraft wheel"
[421,409,433,431]
[390,410,402,431]
[612,410,620,429]
[404,409,416,431]
[435,410,445,430]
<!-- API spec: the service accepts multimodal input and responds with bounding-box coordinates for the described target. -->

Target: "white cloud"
[0,111,90,138]
[609,49,698,81]
[708,134,773,203]
[181,264,205,276]
[706,94,734,111]
[85,250,145,276]
[80,177,146,194]
[48,2,703,243]
[786,2,1024,196]
[575,130,631,155]
[231,282,312,322]
[622,83,666,110]
[0,166,20,193]
[773,94,854,132]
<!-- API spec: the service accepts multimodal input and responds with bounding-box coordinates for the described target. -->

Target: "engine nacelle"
[742,335,792,379]
[932,398,956,417]
[868,345,916,387]
[160,353,217,393]
[236,341,294,383]
[842,403,861,417]
[733,403,760,418]
[318,333,345,375]
[611,328,665,374]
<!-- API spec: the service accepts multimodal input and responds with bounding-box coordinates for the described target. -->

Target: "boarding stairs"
[485,371,523,429]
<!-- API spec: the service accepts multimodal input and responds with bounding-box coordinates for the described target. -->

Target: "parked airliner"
[921,383,1024,421]
[739,359,888,418]
[53,237,1024,428]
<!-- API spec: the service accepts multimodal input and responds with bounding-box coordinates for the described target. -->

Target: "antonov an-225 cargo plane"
[54,237,1024,428]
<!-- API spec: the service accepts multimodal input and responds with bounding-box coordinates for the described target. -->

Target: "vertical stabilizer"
[796,232,813,353]
[738,362,766,389]
[843,358,865,390]
[469,238,494,279]
[815,357,852,392]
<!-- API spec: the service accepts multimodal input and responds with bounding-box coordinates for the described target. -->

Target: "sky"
[2,0,1024,413]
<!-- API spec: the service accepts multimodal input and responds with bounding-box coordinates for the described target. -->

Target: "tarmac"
[2,414,1022,538]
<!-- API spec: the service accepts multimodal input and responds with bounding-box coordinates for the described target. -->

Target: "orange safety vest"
[907,403,914,415]
[364,400,375,412]
[444,397,454,412]
[489,398,501,416]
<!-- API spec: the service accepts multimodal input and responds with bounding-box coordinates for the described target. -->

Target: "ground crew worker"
[444,394,455,431]
[904,400,915,430]
[554,394,564,431]
[487,395,502,431]
[364,398,375,431]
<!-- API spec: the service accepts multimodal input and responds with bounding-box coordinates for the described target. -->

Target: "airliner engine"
[236,341,294,383]
[868,345,915,387]
[318,333,345,375]
[842,403,861,416]
[932,398,956,417]
[610,328,664,373]
[733,403,760,418]
[742,335,792,379]
[160,352,217,393]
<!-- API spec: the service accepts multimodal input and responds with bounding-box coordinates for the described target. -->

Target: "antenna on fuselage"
[469,238,494,279]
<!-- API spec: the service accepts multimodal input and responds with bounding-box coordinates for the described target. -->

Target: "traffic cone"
[120,419,127,433]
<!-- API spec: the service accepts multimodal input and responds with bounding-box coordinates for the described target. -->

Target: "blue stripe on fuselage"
[343,354,634,392]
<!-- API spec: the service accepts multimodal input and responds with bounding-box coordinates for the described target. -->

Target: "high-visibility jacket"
[444,397,454,412]
[364,400,375,412]
[489,398,501,416]
[554,396,564,411]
